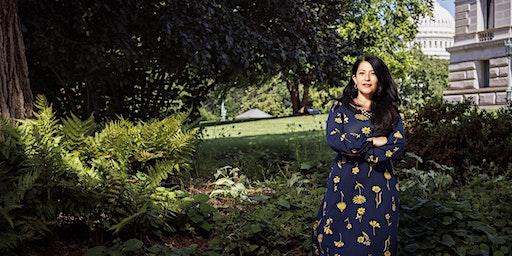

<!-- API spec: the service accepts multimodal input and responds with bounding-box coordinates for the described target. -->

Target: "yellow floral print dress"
[312,101,406,256]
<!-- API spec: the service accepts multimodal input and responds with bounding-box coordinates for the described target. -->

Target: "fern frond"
[0,232,19,252]
[0,118,21,160]
[33,95,50,112]
[62,113,96,146]
[147,160,180,188]
[109,203,148,234]
[62,151,101,186]
[30,95,59,137]
[0,208,14,228]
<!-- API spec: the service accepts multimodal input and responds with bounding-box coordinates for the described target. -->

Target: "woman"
[312,55,406,256]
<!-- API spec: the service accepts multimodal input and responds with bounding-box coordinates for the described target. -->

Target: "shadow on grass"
[193,130,335,180]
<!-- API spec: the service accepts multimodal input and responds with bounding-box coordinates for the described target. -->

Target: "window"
[477,60,490,88]
[483,0,495,29]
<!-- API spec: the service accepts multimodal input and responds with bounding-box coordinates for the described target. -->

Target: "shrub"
[404,98,512,182]
[399,173,512,256]
[0,96,215,253]
[207,171,324,255]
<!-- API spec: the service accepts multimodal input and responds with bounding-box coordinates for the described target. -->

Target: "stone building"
[412,1,455,59]
[444,0,511,108]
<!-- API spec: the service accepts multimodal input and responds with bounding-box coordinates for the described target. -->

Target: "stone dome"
[412,0,455,59]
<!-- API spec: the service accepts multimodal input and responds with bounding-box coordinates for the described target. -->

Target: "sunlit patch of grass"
[200,114,328,139]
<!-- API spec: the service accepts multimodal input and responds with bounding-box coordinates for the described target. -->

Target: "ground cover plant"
[1,98,511,256]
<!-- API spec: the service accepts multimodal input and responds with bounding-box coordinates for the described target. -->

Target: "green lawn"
[194,114,334,180]
[200,114,328,139]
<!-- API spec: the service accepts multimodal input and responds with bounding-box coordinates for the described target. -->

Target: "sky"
[438,0,455,16]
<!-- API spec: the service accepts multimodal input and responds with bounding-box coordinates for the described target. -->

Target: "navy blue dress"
[312,101,406,256]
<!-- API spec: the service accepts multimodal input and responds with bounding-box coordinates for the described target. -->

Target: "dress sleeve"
[325,102,372,156]
[363,113,406,164]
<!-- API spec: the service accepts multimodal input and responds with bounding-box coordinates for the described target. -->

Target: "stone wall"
[447,0,511,108]
[448,61,478,89]
[495,0,512,28]
[455,2,471,35]
[490,57,510,87]
[446,57,509,106]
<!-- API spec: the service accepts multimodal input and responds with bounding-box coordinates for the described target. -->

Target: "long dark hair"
[340,55,401,136]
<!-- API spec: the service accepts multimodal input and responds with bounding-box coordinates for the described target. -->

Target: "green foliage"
[0,117,42,251]
[87,238,199,256]
[19,0,350,121]
[0,96,214,252]
[398,153,455,196]
[400,50,449,110]
[405,98,512,181]
[308,86,344,113]
[208,171,324,255]
[236,75,292,118]
[202,74,292,119]
[199,107,218,122]
[399,173,512,256]
[62,112,96,148]
[210,166,250,201]
[337,0,432,81]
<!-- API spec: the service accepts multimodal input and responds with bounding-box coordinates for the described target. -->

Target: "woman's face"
[352,61,379,97]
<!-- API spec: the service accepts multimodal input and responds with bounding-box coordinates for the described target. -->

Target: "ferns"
[0,95,200,252]
[0,116,42,252]
[62,112,96,149]
[147,160,181,188]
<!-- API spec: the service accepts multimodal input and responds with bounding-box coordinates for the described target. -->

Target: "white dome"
[412,0,455,59]
[417,1,455,36]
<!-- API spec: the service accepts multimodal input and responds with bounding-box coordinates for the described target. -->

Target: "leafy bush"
[397,152,455,196]
[404,98,512,182]
[209,166,250,201]
[0,96,215,253]
[394,154,512,256]
[204,157,512,255]
[0,118,45,252]
[87,238,199,256]
[399,50,449,111]
[399,173,512,256]
[207,171,324,255]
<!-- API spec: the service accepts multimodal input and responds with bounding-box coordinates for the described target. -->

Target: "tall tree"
[18,0,350,120]
[275,0,433,115]
[337,0,433,82]
[0,0,33,119]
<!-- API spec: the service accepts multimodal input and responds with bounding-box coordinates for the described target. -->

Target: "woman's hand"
[367,136,388,147]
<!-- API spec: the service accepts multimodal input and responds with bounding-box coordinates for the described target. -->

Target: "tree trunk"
[0,0,33,119]
[299,84,309,114]
[287,78,309,115]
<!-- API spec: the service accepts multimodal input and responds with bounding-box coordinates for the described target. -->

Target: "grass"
[200,114,328,139]
[193,114,334,180]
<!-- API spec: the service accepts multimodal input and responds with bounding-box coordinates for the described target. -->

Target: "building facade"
[445,0,511,108]
[412,1,455,59]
